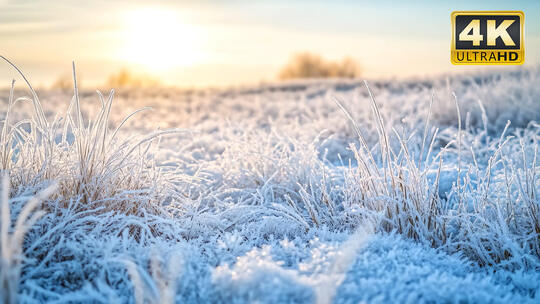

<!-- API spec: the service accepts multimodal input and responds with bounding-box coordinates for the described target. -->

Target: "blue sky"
[0,0,538,87]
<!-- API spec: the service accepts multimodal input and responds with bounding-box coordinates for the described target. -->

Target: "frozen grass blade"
[0,173,57,304]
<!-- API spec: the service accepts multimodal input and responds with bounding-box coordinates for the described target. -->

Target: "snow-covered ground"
[1,68,539,303]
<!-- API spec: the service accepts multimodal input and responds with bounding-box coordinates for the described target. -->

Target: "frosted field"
[1,66,540,303]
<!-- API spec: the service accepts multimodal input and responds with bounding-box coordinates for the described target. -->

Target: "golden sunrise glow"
[2,1,539,87]
[120,8,202,71]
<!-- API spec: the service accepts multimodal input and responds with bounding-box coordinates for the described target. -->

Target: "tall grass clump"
[0,56,180,215]
[328,81,540,268]
[0,55,186,301]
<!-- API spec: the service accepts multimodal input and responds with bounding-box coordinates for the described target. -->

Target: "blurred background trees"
[279,52,361,80]
[106,69,161,88]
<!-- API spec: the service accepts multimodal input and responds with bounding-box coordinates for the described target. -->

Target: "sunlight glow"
[121,8,202,71]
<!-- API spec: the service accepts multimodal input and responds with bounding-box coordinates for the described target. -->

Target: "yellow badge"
[451,11,524,65]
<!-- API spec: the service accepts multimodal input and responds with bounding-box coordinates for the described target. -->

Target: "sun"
[120,8,202,71]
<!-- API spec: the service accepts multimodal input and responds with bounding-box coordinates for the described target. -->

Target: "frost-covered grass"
[0,57,539,303]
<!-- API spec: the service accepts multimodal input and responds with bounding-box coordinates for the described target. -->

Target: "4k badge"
[451,11,524,65]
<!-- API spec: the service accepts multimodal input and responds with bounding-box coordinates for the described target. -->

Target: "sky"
[0,0,539,88]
